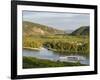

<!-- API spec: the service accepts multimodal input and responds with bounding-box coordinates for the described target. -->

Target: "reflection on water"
[22,48,89,65]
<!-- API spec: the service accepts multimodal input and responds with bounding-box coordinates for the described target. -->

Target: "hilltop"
[23,21,65,36]
[71,26,89,36]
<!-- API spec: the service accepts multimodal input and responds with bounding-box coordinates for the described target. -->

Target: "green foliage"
[23,57,84,68]
[23,34,89,55]
[71,26,89,36]
[23,37,43,48]
[44,40,89,54]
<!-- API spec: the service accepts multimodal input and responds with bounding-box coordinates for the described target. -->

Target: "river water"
[22,48,89,65]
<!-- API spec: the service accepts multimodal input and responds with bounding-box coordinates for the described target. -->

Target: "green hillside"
[23,21,65,36]
[71,26,89,36]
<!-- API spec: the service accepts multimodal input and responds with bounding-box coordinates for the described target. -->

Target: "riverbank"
[23,47,89,57]
[23,56,85,68]
[47,48,89,56]
[23,47,43,51]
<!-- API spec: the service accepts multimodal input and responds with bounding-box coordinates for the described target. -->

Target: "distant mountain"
[23,21,65,36]
[65,30,74,34]
[71,26,89,36]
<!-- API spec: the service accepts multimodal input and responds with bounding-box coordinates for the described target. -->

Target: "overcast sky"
[23,11,90,30]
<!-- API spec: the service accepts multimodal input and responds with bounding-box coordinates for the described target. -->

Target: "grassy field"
[23,56,85,69]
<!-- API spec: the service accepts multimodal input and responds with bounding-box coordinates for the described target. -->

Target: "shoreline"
[23,47,89,56]
[23,56,85,68]
[47,48,89,56]
[23,47,42,51]
[48,48,88,53]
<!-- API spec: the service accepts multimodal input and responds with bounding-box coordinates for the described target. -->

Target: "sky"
[23,11,90,30]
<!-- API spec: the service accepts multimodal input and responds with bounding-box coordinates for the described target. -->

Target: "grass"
[23,56,85,69]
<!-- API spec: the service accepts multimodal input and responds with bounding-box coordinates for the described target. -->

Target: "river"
[22,48,89,65]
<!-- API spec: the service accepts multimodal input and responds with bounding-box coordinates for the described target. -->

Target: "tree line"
[23,37,89,54]
[23,38,43,48]
[44,40,89,54]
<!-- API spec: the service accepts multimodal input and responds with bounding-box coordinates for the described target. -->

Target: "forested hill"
[23,21,65,36]
[71,26,89,36]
